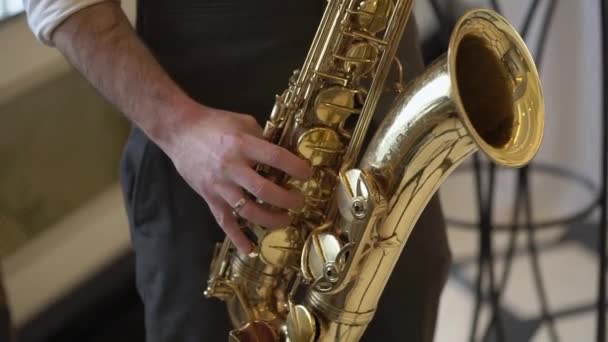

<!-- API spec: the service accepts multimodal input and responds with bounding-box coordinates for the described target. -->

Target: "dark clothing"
[1,271,13,342]
[136,1,322,118]
[122,1,451,341]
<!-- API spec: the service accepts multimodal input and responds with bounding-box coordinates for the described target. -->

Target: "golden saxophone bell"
[205,3,544,341]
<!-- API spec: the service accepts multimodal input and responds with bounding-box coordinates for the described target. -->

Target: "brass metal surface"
[285,304,317,342]
[229,321,280,342]
[205,3,544,341]
[259,227,301,268]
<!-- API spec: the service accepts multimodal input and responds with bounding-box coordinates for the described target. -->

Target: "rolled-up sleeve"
[24,0,120,45]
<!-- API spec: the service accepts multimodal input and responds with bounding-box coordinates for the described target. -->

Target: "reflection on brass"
[301,231,344,290]
[342,42,379,76]
[286,304,317,342]
[258,227,301,268]
[229,321,279,342]
[355,0,394,34]
[297,128,345,167]
[314,86,357,126]
[205,3,544,341]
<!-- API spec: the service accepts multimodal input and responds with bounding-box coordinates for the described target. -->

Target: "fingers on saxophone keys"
[228,165,305,210]
[243,136,313,180]
[221,184,292,229]
[208,198,253,254]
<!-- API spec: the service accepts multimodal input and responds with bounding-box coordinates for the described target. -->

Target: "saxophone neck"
[361,56,463,195]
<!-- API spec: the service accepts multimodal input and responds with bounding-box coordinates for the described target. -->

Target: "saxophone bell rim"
[447,8,545,169]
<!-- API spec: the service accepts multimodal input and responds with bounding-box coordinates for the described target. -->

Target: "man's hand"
[163,105,313,254]
[50,2,311,253]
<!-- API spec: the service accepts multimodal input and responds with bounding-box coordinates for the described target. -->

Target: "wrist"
[145,93,211,154]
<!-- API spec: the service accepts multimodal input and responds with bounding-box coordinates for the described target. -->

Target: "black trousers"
[123,2,451,341]
[0,272,12,342]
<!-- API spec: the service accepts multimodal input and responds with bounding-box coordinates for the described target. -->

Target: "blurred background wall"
[0,1,139,340]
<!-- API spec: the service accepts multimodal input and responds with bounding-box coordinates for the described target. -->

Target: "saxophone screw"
[323,262,340,283]
[352,196,368,219]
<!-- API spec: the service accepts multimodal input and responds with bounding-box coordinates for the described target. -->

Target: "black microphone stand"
[597,1,607,340]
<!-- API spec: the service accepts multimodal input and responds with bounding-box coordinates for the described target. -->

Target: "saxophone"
[205,2,545,341]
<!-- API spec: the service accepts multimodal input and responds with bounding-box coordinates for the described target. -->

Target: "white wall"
[0,0,136,104]
[521,0,602,220]
[493,0,602,223]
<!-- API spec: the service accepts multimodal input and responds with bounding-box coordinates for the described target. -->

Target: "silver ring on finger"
[231,197,249,219]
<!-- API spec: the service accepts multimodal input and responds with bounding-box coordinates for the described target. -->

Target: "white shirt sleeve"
[23,0,121,46]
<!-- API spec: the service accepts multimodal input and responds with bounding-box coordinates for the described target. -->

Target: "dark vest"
[135,0,324,121]
[0,272,12,342]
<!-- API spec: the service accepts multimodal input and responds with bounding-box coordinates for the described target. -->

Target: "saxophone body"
[205,2,544,341]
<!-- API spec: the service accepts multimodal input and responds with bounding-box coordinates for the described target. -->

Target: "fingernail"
[246,245,259,258]
[240,243,254,256]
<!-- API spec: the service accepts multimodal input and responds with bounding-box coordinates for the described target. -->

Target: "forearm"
[51,2,199,148]
[46,1,311,254]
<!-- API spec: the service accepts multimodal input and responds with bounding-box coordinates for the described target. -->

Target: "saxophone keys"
[353,0,394,34]
[258,227,302,268]
[342,42,379,76]
[297,127,345,167]
[285,304,317,342]
[301,231,345,290]
[336,169,371,222]
[314,86,358,126]
[262,120,277,141]
[342,29,388,46]
[228,321,279,342]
